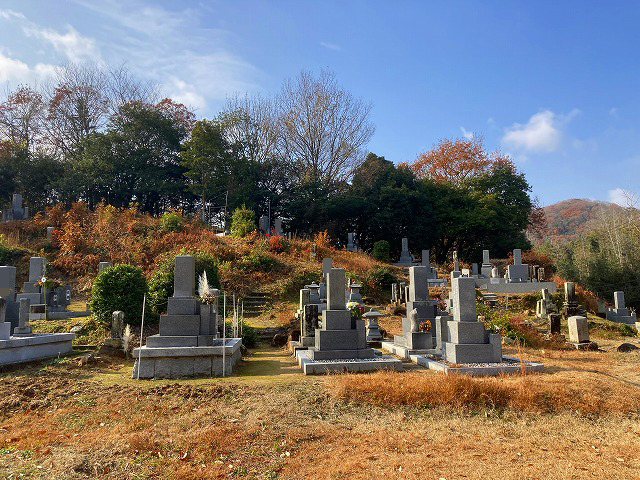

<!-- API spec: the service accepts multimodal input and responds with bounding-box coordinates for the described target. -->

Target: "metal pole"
[137,294,146,380]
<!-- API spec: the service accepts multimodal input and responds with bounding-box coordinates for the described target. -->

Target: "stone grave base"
[427,279,447,287]
[570,341,598,351]
[288,340,308,355]
[30,310,91,321]
[296,349,402,374]
[478,281,557,294]
[132,338,242,379]
[412,354,544,376]
[380,340,439,360]
[0,333,75,366]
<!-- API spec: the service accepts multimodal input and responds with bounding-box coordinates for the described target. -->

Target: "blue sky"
[0,0,638,207]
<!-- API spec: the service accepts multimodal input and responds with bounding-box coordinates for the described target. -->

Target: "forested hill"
[532,198,623,244]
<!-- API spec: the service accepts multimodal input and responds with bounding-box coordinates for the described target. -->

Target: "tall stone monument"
[506,249,529,283]
[438,276,502,363]
[605,291,637,324]
[395,238,413,266]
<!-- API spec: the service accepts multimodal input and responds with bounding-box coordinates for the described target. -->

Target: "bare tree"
[220,93,280,166]
[276,70,374,189]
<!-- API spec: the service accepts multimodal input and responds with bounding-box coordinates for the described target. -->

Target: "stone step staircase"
[240,292,272,317]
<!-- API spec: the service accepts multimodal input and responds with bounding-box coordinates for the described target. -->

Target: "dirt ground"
[0,333,639,479]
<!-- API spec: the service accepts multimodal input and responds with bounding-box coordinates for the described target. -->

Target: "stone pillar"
[322,258,333,280]
[421,250,430,267]
[173,256,196,298]
[513,249,522,265]
[14,298,31,334]
[0,297,9,340]
[548,313,561,335]
[408,266,428,302]
[0,266,16,300]
[326,269,346,310]
[614,291,625,310]
[452,277,477,322]
[453,251,460,272]
[482,250,490,265]
[274,218,283,236]
[29,257,46,283]
[111,311,124,339]
[401,237,409,252]
[471,263,478,276]
[300,288,311,310]
[46,227,55,241]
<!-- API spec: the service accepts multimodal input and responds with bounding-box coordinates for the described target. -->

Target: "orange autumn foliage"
[411,136,514,184]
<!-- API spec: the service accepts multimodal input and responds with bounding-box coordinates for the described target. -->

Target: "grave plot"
[295,264,402,374]
[133,255,242,379]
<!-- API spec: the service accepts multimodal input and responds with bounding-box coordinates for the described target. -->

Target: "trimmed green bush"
[372,240,391,263]
[160,211,185,233]
[362,266,397,300]
[90,264,147,327]
[231,205,256,237]
[148,251,220,317]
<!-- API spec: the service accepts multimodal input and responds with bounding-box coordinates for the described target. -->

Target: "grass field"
[0,326,638,479]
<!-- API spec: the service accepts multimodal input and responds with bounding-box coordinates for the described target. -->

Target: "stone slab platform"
[296,349,402,375]
[381,340,439,360]
[30,310,91,321]
[411,354,544,376]
[478,282,557,294]
[132,338,242,379]
[0,333,75,366]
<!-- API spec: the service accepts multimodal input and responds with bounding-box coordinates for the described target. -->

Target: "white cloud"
[502,109,579,153]
[22,24,101,63]
[320,42,341,51]
[0,51,56,84]
[460,127,474,139]
[608,188,637,207]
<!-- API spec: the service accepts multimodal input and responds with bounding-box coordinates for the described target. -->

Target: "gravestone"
[563,282,581,318]
[13,298,32,334]
[421,249,439,280]
[133,255,241,378]
[3,194,28,221]
[0,297,10,340]
[548,313,561,334]
[439,276,502,363]
[453,251,460,273]
[98,262,113,273]
[506,249,529,283]
[568,316,589,344]
[273,218,283,236]
[605,291,637,324]
[536,288,556,320]
[319,258,333,302]
[259,215,270,234]
[392,266,439,350]
[306,282,320,304]
[346,232,356,251]
[310,243,317,259]
[46,227,55,241]
[308,268,374,360]
[471,263,479,276]
[302,304,319,345]
[15,257,46,307]
[481,249,492,277]
[395,238,413,266]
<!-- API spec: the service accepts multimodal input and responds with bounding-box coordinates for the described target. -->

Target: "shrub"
[90,264,147,327]
[230,205,256,238]
[362,266,397,300]
[160,211,185,233]
[148,251,220,317]
[372,240,391,263]
[269,235,285,253]
[241,250,276,272]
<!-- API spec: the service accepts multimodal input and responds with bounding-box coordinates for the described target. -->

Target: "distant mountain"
[529,198,623,244]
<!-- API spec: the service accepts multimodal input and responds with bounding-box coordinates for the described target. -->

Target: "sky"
[0,0,638,207]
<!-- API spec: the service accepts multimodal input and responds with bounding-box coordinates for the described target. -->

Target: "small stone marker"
[46,227,55,241]
[111,311,124,340]
[14,298,31,334]
[567,315,589,343]
[98,262,113,273]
